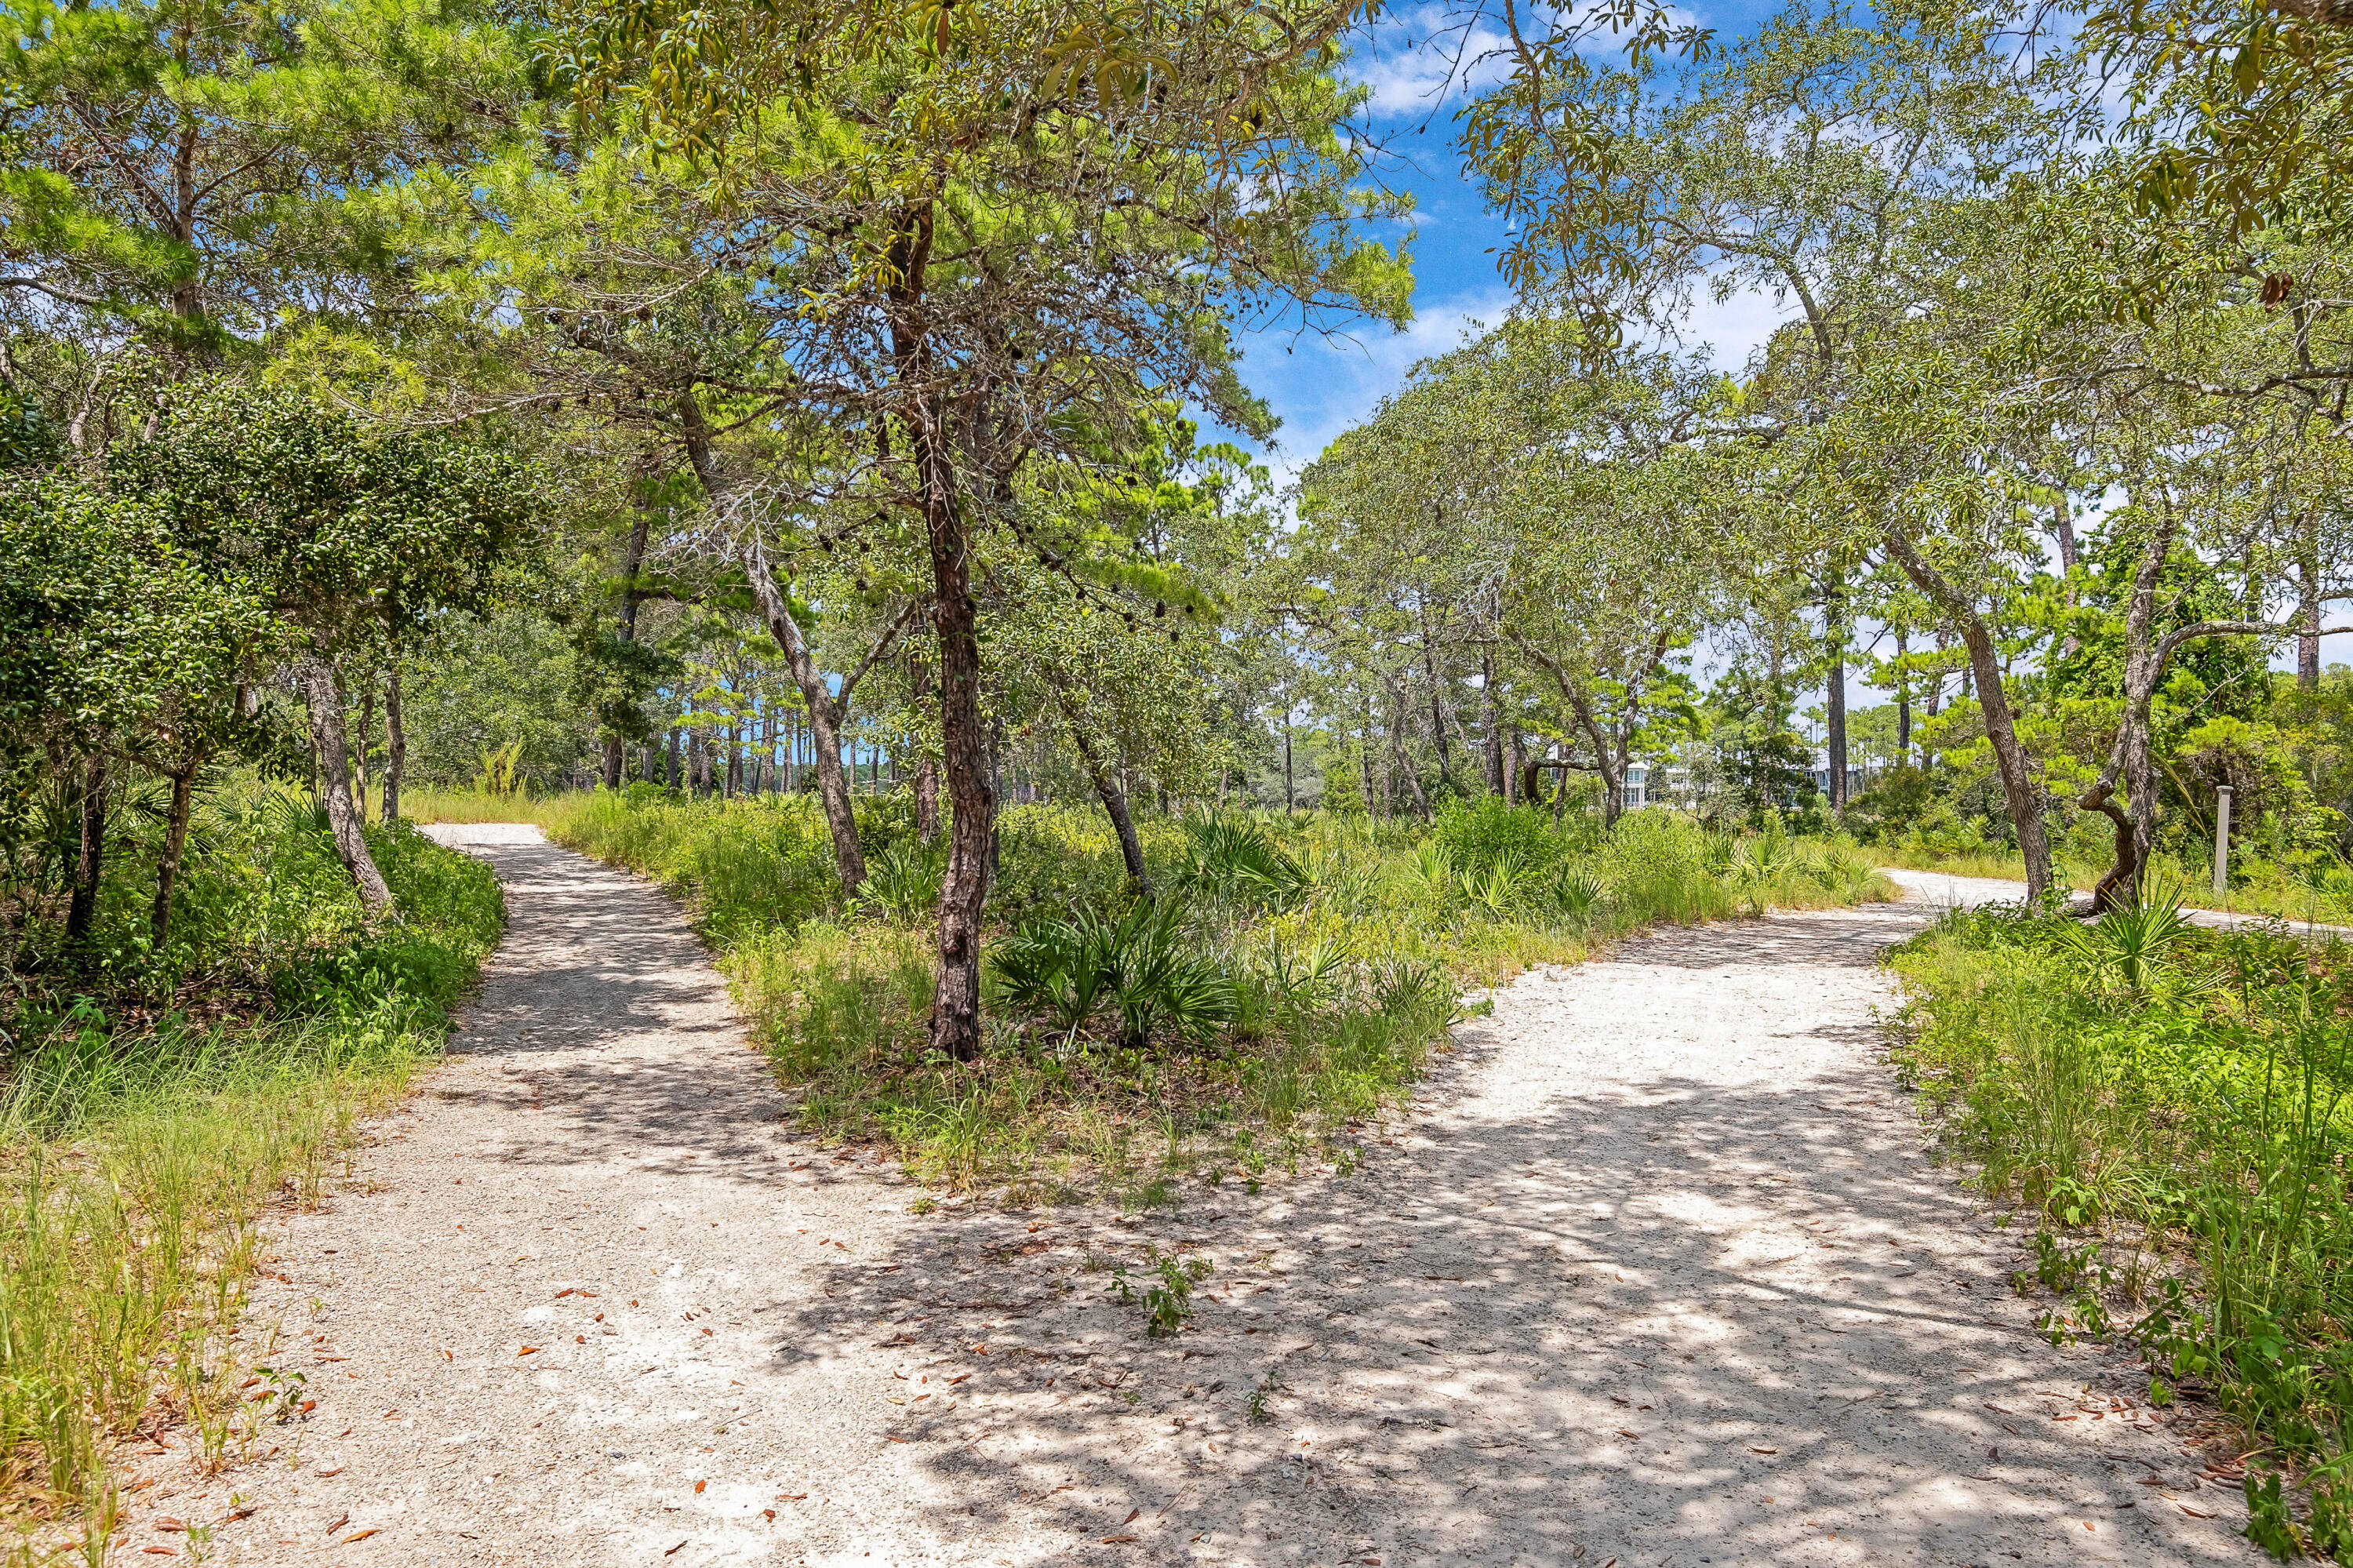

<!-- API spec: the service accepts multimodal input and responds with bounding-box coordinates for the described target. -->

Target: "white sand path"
[141,826,2259,1566]
[1882,865,2343,938]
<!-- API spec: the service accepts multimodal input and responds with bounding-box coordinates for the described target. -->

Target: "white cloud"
[1347,12,1516,120]
[1676,277,1803,372]
[1235,291,1512,496]
[1344,1,1712,125]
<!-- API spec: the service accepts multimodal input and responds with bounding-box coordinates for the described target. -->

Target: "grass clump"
[1889,896,2353,1559]
[0,795,501,1555]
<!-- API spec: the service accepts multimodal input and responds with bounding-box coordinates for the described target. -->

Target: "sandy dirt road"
[133,825,2257,1566]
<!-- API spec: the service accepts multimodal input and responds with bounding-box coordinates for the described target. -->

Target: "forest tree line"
[7,0,2353,1043]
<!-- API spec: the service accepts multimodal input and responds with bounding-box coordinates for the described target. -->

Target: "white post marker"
[2213,785,2232,899]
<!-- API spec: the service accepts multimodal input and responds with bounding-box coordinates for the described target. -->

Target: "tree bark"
[1881,526,2053,900]
[744,551,895,895]
[1572,695,1624,828]
[666,726,681,790]
[915,760,940,842]
[354,684,374,821]
[1420,611,1454,784]
[603,511,653,788]
[2072,509,2293,907]
[879,204,992,1061]
[1282,713,1294,811]
[1893,624,1911,765]
[151,761,198,949]
[1824,572,1848,809]
[65,751,109,951]
[1069,716,1150,897]
[382,664,406,822]
[2300,513,2323,689]
[915,447,992,1061]
[1511,635,1622,827]
[1385,678,1432,820]
[292,654,395,917]
[1482,647,1504,795]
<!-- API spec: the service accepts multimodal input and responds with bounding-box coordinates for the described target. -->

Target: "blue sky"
[1228,2,1789,491]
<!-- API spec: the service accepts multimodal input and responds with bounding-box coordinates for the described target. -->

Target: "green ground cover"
[1891,902,2353,1559]
[0,789,501,1559]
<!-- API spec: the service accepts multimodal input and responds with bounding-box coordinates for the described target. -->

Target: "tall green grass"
[537,790,1893,1203]
[0,811,501,1558]
[1890,904,2353,1559]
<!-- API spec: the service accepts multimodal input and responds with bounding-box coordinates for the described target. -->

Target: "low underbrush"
[0,794,501,1559]
[544,790,1895,1204]
[1889,900,2353,1560]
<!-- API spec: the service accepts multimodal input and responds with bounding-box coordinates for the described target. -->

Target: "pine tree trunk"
[151,762,198,949]
[354,685,374,822]
[922,471,992,1061]
[1573,704,1624,829]
[745,561,871,893]
[1388,693,1432,820]
[292,654,395,916]
[604,512,653,789]
[1421,628,1453,784]
[383,665,406,822]
[916,759,940,842]
[1071,722,1150,897]
[1894,625,1911,765]
[64,751,109,951]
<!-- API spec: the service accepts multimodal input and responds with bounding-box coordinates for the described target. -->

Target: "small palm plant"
[2062,880,2195,992]
[475,740,526,799]
[860,839,943,923]
[988,900,1237,1050]
[1169,816,1311,909]
[1551,863,1606,926]
[1461,852,1529,919]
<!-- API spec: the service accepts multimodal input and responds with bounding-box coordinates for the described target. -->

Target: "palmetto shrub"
[989,898,1238,1050]
[1169,815,1311,911]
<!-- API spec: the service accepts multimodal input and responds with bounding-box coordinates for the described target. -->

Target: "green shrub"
[1891,911,2353,1555]
[989,900,1238,1050]
[547,791,1889,1210]
[1433,795,1565,879]
[1169,815,1311,910]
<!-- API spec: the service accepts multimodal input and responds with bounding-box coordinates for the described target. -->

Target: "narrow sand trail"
[156,826,2259,1567]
